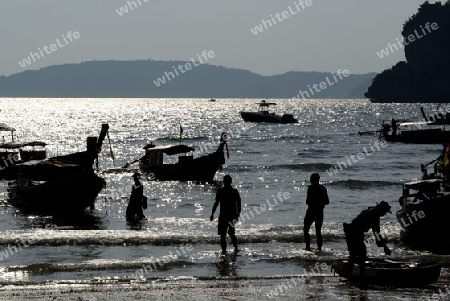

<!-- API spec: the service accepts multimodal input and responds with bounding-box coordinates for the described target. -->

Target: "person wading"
[303,173,329,252]
[126,172,146,220]
[210,175,241,254]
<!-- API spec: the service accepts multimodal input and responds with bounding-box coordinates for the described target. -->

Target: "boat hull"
[382,129,450,143]
[0,149,47,180]
[139,152,222,182]
[7,171,105,213]
[395,194,450,247]
[333,259,441,286]
[6,124,109,214]
[240,112,298,124]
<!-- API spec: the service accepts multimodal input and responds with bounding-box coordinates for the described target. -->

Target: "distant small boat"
[209,98,216,102]
[240,100,298,124]
[333,259,441,286]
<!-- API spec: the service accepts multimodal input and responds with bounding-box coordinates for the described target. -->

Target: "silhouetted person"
[343,201,392,278]
[381,123,391,137]
[210,175,241,254]
[126,172,145,220]
[391,118,397,136]
[304,173,329,252]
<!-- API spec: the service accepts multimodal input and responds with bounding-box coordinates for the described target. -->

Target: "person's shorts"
[218,219,236,236]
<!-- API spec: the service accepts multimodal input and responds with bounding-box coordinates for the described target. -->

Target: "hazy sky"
[0,0,441,77]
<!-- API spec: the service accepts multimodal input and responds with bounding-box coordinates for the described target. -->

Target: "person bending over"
[343,201,392,278]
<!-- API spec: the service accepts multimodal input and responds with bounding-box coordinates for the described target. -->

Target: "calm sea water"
[0,98,448,300]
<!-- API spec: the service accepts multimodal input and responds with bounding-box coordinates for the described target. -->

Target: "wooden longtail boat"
[0,123,46,179]
[138,139,227,183]
[7,124,109,213]
[333,259,441,286]
[380,107,450,144]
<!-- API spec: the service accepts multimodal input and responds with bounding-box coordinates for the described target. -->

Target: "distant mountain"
[0,60,375,98]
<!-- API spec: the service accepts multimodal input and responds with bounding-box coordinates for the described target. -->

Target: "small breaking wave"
[327,179,401,190]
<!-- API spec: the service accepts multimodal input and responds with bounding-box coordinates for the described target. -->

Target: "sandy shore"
[0,276,443,301]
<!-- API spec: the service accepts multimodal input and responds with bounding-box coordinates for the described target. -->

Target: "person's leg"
[137,206,145,219]
[315,211,324,251]
[220,235,227,253]
[303,210,314,250]
[228,224,238,251]
[357,240,367,279]
[344,223,356,277]
[126,203,135,219]
[218,221,227,253]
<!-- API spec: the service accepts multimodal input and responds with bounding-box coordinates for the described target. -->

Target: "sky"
[0,0,441,77]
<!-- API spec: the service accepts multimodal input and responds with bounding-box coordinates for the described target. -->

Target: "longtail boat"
[138,134,227,183]
[333,259,441,286]
[7,124,109,213]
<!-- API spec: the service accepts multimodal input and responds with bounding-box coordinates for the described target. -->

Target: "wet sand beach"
[0,276,448,301]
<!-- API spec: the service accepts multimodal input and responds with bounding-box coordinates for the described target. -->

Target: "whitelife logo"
[250,0,313,35]
[18,31,81,68]
[376,22,439,58]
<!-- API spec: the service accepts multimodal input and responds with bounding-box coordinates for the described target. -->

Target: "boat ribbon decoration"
[179,122,183,144]
[221,132,229,159]
[107,131,115,167]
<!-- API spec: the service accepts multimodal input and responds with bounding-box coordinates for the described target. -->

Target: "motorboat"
[240,100,298,124]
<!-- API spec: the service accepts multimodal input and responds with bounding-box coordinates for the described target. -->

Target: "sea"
[0,98,448,301]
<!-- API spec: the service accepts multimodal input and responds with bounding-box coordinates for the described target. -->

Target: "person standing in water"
[126,172,146,220]
[210,175,241,254]
[303,173,329,252]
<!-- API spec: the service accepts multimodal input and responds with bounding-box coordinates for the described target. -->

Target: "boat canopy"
[144,144,195,155]
[0,141,46,149]
[0,123,16,132]
[19,158,79,168]
[14,158,82,181]
[403,179,441,190]
[400,120,450,127]
[257,100,277,107]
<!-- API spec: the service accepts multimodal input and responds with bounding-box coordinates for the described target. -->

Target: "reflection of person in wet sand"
[216,252,238,276]
[210,175,241,254]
